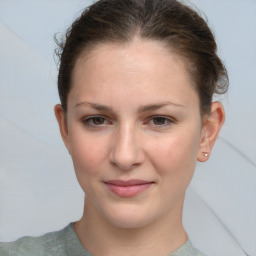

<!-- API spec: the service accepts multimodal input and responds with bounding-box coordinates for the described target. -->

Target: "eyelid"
[146,115,175,126]
[81,114,175,128]
[82,115,112,127]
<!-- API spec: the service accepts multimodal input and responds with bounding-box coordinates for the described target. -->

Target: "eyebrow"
[138,102,185,112]
[75,102,113,111]
[74,101,184,112]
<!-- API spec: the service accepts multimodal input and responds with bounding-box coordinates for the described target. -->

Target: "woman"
[0,0,228,255]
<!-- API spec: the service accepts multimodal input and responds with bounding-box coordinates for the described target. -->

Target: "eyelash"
[82,115,111,127]
[147,116,174,127]
[82,115,174,128]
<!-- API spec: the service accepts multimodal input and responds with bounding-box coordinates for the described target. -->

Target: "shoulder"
[0,224,72,256]
[169,239,207,256]
[186,239,207,256]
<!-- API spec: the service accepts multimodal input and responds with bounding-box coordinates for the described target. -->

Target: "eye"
[149,116,173,126]
[82,116,111,127]
[90,117,105,125]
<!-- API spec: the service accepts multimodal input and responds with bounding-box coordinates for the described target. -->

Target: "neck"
[74,197,187,256]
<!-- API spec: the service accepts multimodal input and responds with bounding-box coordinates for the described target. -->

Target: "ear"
[54,104,71,153]
[197,102,225,162]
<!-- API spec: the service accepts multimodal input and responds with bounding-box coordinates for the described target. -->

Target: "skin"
[55,38,225,256]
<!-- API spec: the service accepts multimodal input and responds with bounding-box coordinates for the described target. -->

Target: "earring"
[203,152,209,157]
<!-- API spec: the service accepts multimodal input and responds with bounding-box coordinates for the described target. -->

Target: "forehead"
[74,38,185,78]
[69,38,199,110]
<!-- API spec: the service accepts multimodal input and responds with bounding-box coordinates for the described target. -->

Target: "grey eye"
[152,117,168,125]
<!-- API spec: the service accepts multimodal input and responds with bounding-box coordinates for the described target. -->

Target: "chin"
[102,206,156,229]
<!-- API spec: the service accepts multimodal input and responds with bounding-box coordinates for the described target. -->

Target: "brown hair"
[55,0,228,115]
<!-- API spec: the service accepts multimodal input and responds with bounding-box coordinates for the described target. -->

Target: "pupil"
[93,117,104,125]
[154,117,165,125]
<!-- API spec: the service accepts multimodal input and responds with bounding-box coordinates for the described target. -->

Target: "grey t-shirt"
[0,223,206,256]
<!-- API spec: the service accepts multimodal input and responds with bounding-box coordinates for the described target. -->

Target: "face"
[59,39,205,228]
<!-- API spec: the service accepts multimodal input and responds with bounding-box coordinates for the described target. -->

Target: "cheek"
[68,126,110,184]
[147,127,201,182]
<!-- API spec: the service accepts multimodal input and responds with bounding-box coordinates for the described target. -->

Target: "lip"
[104,179,154,197]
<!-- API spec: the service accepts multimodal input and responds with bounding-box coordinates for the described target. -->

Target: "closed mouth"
[104,179,154,186]
[104,180,155,197]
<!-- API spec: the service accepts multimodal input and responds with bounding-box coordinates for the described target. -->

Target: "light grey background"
[0,0,255,255]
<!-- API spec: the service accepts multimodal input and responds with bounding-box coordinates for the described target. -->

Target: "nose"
[110,124,145,171]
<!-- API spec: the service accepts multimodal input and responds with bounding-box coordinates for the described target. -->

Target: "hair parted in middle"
[55,0,228,115]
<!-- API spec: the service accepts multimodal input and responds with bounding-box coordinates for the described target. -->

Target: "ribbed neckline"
[168,239,199,256]
[63,223,202,256]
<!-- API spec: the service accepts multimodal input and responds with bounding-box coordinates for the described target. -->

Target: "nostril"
[109,127,145,170]
[110,160,141,171]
